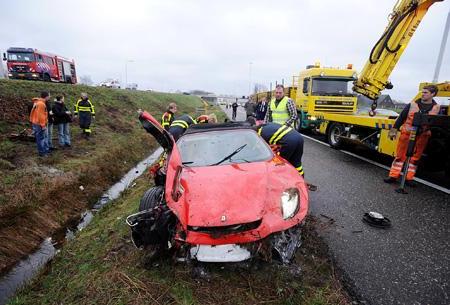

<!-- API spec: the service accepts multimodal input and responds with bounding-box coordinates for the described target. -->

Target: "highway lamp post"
[125,60,134,88]
[248,62,253,97]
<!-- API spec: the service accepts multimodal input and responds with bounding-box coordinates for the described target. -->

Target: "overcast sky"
[1,0,449,102]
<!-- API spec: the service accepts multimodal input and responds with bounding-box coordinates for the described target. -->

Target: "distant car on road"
[126,83,138,90]
[99,79,121,89]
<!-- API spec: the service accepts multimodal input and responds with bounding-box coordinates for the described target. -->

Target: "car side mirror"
[2,53,6,61]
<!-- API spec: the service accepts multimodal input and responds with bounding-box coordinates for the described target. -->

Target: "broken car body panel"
[133,112,309,262]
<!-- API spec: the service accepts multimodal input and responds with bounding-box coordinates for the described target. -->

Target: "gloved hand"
[388,128,398,140]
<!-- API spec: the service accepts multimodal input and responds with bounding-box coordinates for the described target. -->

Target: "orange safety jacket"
[197,115,209,123]
[389,100,440,180]
[29,98,48,128]
[401,99,440,134]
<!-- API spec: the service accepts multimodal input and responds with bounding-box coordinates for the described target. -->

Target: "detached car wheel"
[139,186,164,211]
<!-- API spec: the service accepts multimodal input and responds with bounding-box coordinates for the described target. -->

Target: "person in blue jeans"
[29,92,50,157]
[52,95,72,147]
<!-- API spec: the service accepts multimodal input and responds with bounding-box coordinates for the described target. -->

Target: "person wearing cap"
[74,92,95,138]
[161,102,177,131]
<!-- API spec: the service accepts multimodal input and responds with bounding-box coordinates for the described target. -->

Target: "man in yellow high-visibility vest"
[264,84,298,127]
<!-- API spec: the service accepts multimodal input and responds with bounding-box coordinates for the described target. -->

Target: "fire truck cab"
[3,47,77,84]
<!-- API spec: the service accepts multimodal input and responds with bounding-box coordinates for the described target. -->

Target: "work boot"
[383,177,397,184]
[405,180,417,187]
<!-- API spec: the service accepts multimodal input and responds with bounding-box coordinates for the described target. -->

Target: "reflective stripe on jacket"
[161,112,174,130]
[74,99,95,115]
[170,115,197,129]
[270,96,290,124]
[258,124,293,145]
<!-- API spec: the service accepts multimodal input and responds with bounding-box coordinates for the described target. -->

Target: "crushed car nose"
[190,244,251,262]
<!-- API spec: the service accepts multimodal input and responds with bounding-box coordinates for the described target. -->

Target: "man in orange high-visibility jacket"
[384,85,440,186]
[30,91,50,157]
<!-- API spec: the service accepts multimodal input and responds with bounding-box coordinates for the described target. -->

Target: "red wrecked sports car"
[126,112,309,264]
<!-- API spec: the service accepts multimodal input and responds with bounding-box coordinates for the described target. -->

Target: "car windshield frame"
[176,129,273,167]
[7,52,35,62]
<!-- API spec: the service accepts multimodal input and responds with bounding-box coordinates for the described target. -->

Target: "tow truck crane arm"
[353,0,443,115]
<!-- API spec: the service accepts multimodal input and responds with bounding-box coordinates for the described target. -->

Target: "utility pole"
[248,62,253,96]
[433,8,450,83]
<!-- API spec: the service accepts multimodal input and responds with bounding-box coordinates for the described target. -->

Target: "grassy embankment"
[0,79,224,275]
[8,175,350,305]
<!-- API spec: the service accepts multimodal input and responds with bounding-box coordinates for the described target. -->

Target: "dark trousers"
[280,133,304,176]
[232,109,237,120]
[79,112,92,135]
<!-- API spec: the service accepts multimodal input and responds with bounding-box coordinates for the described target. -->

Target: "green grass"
[0,78,225,275]
[8,177,351,305]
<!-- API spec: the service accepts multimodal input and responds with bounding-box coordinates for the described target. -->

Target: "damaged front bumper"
[190,244,251,262]
[126,209,303,264]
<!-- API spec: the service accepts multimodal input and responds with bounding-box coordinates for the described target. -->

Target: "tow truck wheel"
[327,123,344,149]
[139,186,164,211]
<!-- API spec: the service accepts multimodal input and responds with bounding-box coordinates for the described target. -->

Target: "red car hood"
[181,162,270,226]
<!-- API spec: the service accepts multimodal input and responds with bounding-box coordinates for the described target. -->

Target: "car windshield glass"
[7,52,34,62]
[312,78,354,96]
[177,129,273,167]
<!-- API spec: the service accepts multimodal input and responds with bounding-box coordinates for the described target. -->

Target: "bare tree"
[253,83,268,94]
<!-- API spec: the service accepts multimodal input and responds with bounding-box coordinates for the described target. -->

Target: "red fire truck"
[3,47,77,84]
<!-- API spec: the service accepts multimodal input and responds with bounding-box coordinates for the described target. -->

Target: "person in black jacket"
[46,96,55,150]
[74,92,95,138]
[52,95,72,147]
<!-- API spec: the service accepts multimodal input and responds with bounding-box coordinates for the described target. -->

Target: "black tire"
[43,74,51,82]
[139,186,164,211]
[327,122,344,149]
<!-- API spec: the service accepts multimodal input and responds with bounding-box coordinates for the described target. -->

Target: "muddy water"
[0,148,163,305]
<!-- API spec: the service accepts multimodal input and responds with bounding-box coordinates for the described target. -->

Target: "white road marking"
[302,134,450,195]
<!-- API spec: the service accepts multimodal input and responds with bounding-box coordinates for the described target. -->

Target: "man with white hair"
[74,92,95,138]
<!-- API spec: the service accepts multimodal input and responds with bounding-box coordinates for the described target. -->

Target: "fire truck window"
[44,57,53,65]
[37,55,43,62]
[7,53,35,62]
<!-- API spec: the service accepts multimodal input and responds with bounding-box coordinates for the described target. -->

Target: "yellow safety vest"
[270,96,290,124]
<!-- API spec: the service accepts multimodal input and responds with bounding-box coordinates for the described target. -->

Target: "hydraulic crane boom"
[353,0,444,114]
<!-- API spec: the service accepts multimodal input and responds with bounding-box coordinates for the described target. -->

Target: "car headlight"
[281,188,299,219]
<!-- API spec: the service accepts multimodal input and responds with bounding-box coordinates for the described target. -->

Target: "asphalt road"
[220,104,450,305]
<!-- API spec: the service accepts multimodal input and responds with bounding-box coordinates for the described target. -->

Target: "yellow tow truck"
[252,0,449,176]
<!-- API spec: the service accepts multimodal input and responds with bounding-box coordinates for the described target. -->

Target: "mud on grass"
[9,178,351,305]
[0,79,216,276]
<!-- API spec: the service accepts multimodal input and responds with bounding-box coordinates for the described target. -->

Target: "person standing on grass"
[46,97,55,151]
[74,92,95,139]
[161,102,177,131]
[52,95,72,148]
[29,91,49,157]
